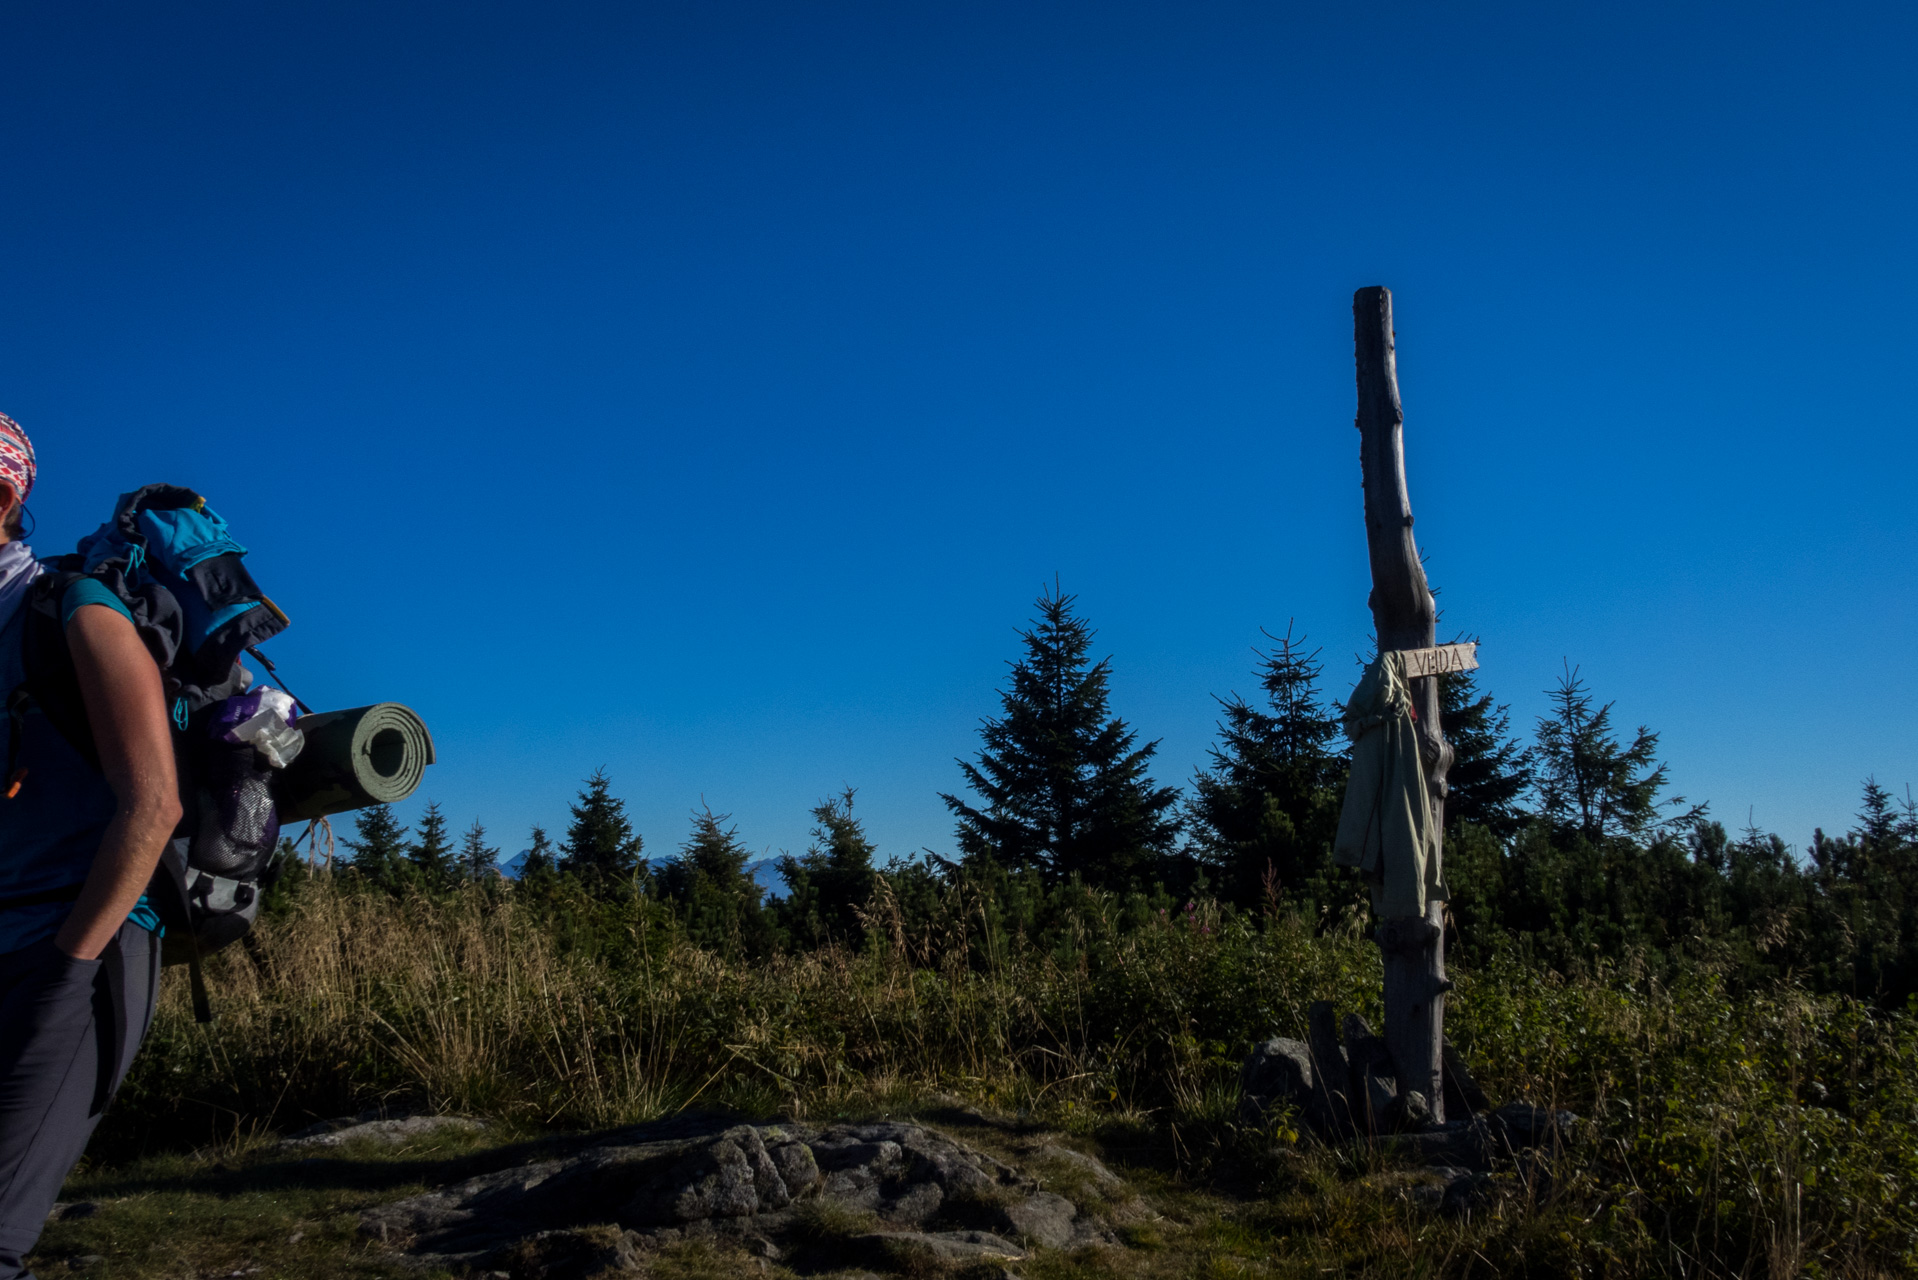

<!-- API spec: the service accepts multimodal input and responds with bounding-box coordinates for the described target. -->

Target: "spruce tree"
[941,585,1180,890]
[1801,778,1918,1000]
[777,788,879,945]
[1852,778,1918,871]
[1186,625,1349,909]
[1439,658,1534,842]
[559,769,647,886]
[343,803,412,894]
[409,802,456,890]
[460,819,500,880]
[520,825,556,877]
[656,807,774,956]
[1534,667,1702,841]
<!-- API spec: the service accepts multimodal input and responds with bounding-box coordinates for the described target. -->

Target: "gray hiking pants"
[0,922,159,1280]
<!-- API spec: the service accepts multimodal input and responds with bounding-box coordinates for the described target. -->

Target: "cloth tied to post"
[1333,650,1447,920]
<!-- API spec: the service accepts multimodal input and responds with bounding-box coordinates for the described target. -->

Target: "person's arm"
[51,604,183,960]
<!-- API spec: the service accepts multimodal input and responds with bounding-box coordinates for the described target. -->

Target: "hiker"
[0,413,181,1280]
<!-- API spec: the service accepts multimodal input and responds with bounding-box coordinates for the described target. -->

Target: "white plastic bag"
[219,687,306,769]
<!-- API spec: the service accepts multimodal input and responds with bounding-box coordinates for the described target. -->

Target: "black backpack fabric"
[9,485,296,1020]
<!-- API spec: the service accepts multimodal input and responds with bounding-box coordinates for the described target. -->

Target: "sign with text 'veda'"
[1392,642,1479,679]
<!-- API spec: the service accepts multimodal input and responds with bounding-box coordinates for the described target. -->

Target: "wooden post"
[1352,286,1451,1122]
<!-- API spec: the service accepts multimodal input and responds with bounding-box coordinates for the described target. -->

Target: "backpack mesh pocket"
[190,741,280,879]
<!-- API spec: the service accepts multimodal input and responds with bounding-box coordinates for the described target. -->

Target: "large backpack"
[10,484,299,1021]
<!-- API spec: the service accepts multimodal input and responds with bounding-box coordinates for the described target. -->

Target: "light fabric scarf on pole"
[1333,650,1447,920]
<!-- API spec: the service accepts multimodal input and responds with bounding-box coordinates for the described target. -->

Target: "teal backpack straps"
[15,567,107,773]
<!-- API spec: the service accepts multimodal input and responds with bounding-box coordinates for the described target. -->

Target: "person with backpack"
[0,413,182,1280]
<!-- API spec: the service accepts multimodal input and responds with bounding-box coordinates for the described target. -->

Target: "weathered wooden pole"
[1352,285,1451,1121]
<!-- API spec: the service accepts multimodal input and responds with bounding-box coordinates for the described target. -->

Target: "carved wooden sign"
[1392,641,1479,679]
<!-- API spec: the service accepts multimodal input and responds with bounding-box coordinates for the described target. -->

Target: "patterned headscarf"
[0,413,34,505]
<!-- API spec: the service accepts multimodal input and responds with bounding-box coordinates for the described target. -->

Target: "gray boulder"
[1033,1143,1124,1191]
[636,1124,790,1222]
[491,1226,647,1280]
[1238,1036,1315,1125]
[1440,1170,1499,1217]
[357,1115,1125,1277]
[857,1229,1027,1262]
[1491,1101,1577,1150]
[766,1133,820,1195]
[281,1113,485,1150]
[1000,1191,1078,1248]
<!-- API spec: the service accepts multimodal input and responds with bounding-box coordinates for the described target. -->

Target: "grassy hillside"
[53,874,1918,1278]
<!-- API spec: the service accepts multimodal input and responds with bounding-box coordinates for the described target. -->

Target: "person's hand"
[39,935,103,974]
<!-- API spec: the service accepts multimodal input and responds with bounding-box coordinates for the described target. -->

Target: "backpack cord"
[244,646,312,716]
[294,817,336,873]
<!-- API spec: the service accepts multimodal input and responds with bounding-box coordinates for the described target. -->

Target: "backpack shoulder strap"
[15,569,99,771]
[15,562,193,768]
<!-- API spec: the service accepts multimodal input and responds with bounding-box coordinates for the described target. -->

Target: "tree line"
[328,586,1918,1003]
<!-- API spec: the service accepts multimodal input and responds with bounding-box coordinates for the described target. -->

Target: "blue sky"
[2,1,1912,864]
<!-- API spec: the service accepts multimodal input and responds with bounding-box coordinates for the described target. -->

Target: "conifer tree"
[656,807,774,956]
[1186,626,1348,909]
[941,585,1180,889]
[343,803,411,894]
[559,769,647,886]
[777,788,879,945]
[460,819,500,880]
[1851,778,1918,871]
[1534,667,1703,841]
[1494,669,1706,970]
[409,802,456,889]
[1801,778,1918,1000]
[1439,658,1534,842]
[520,825,556,877]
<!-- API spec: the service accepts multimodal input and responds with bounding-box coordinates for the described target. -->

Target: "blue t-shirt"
[62,577,134,627]
[0,577,163,953]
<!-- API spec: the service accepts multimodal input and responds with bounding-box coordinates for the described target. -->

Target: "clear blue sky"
[3,1,1912,865]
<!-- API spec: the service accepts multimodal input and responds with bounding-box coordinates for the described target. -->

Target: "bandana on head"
[0,413,35,506]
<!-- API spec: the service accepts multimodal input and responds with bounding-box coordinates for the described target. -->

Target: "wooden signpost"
[1394,642,1478,681]
[1353,286,1455,1123]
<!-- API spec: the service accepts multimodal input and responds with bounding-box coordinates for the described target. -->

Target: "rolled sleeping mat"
[273,703,436,822]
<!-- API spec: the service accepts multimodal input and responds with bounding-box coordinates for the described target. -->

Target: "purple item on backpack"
[212,687,303,768]
[212,690,271,738]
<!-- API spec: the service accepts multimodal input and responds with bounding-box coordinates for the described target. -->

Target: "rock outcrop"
[356,1115,1126,1276]
[280,1112,486,1150]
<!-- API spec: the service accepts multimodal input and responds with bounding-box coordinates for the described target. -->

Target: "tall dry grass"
[101,875,1918,1277]
[114,877,1376,1140]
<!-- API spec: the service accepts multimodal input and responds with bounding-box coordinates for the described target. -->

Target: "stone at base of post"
[1238,997,1488,1140]
[1378,898,1450,1124]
